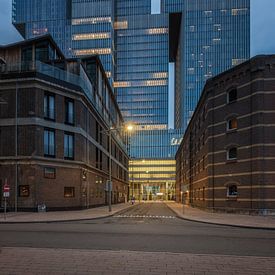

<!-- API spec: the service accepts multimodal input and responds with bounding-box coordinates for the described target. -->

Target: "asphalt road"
[0,202,275,257]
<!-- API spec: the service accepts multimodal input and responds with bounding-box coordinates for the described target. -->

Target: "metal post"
[108,130,112,212]
[15,80,18,212]
[4,197,7,220]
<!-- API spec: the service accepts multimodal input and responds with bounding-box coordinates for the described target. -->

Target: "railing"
[0,61,128,153]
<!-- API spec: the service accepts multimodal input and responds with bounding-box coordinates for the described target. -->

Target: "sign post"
[3,179,10,220]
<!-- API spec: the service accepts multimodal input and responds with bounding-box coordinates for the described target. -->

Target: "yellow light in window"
[72,17,111,25]
[72,32,110,40]
[74,48,111,56]
[147,28,168,35]
[152,72,167,78]
[113,81,131,88]
[114,21,128,29]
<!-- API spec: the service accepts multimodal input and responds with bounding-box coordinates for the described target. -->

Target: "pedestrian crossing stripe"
[114,215,176,219]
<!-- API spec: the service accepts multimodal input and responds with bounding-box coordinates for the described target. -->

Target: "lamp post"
[104,124,133,212]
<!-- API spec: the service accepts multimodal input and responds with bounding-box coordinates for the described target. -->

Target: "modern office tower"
[12,0,250,201]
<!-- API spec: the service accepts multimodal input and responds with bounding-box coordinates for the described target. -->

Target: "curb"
[0,203,137,224]
[165,203,275,231]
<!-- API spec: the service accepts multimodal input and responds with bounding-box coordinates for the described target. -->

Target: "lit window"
[64,187,75,198]
[227,185,238,196]
[232,59,246,66]
[227,89,237,103]
[72,17,111,25]
[19,185,30,197]
[227,118,237,131]
[72,32,110,41]
[152,72,167,78]
[213,38,221,42]
[189,25,195,32]
[74,48,111,56]
[114,21,128,29]
[232,8,248,16]
[227,147,237,160]
[146,28,168,35]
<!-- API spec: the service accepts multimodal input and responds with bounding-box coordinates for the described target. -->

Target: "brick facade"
[0,36,129,211]
[176,55,275,214]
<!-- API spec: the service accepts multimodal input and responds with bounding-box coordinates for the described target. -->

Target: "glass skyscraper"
[12,0,250,200]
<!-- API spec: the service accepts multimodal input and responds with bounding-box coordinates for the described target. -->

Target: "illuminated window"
[114,21,128,29]
[232,59,246,66]
[64,187,75,198]
[227,118,238,131]
[72,17,111,25]
[189,25,195,32]
[152,72,167,78]
[19,185,30,197]
[147,28,168,35]
[232,8,248,16]
[114,79,167,88]
[74,48,111,56]
[72,32,110,41]
[213,38,221,42]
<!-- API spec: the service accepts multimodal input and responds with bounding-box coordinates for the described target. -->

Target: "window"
[227,118,238,130]
[227,89,237,103]
[44,167,56,179]
[64,187,75,198]
[64,133,74,159]
[151,0,161,14]
[227,185,238,197]
[227,147,237,160]
[19,185,30,197]
[65,98,74,124]
[44,93,55,120]
[44,129,55,157]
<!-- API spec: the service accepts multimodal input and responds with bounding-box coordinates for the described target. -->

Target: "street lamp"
[104,123,133,212]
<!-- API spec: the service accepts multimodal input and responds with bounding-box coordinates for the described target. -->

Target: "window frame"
[44,128,55,157]
[65,98,74,125]
[44,167,56,179]
[227,185,238,197]
[19,185,30,197]
[44,92,55,121]
[227,88,237,104]
[227,117,238,131]
[64,187,75,198]
[64,132,74,160]
[227,147,237,160]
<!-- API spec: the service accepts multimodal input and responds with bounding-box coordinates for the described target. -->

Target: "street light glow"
[126,124,134,131]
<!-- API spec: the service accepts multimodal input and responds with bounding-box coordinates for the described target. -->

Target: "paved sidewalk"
[0,202,136,223]
[165,201,275,229]
[0,247,274,274]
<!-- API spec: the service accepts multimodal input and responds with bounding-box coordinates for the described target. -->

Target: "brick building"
[0,35,129,211]
[176,55,275,214]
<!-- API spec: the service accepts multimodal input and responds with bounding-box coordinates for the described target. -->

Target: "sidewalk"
[165,201,275,230]
[0,202,135,223]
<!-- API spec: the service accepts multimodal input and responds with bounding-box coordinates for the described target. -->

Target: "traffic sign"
[3,184,10,192]
[3,192,10,198]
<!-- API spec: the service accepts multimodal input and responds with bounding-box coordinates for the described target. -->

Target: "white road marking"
[115,215,176,219]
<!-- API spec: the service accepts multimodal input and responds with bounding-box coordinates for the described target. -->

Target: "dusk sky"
[0,0,275,57]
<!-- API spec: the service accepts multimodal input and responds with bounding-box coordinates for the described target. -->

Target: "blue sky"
[0,0,275,57]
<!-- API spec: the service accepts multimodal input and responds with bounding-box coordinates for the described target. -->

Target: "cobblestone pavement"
[0,247,274,275]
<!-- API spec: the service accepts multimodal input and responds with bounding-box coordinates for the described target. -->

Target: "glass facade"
[13,0,250,201]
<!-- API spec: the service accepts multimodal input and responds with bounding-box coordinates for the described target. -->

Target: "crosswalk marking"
[114,214,176,219]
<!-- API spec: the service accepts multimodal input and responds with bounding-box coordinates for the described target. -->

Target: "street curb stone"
[165,202,275,231]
